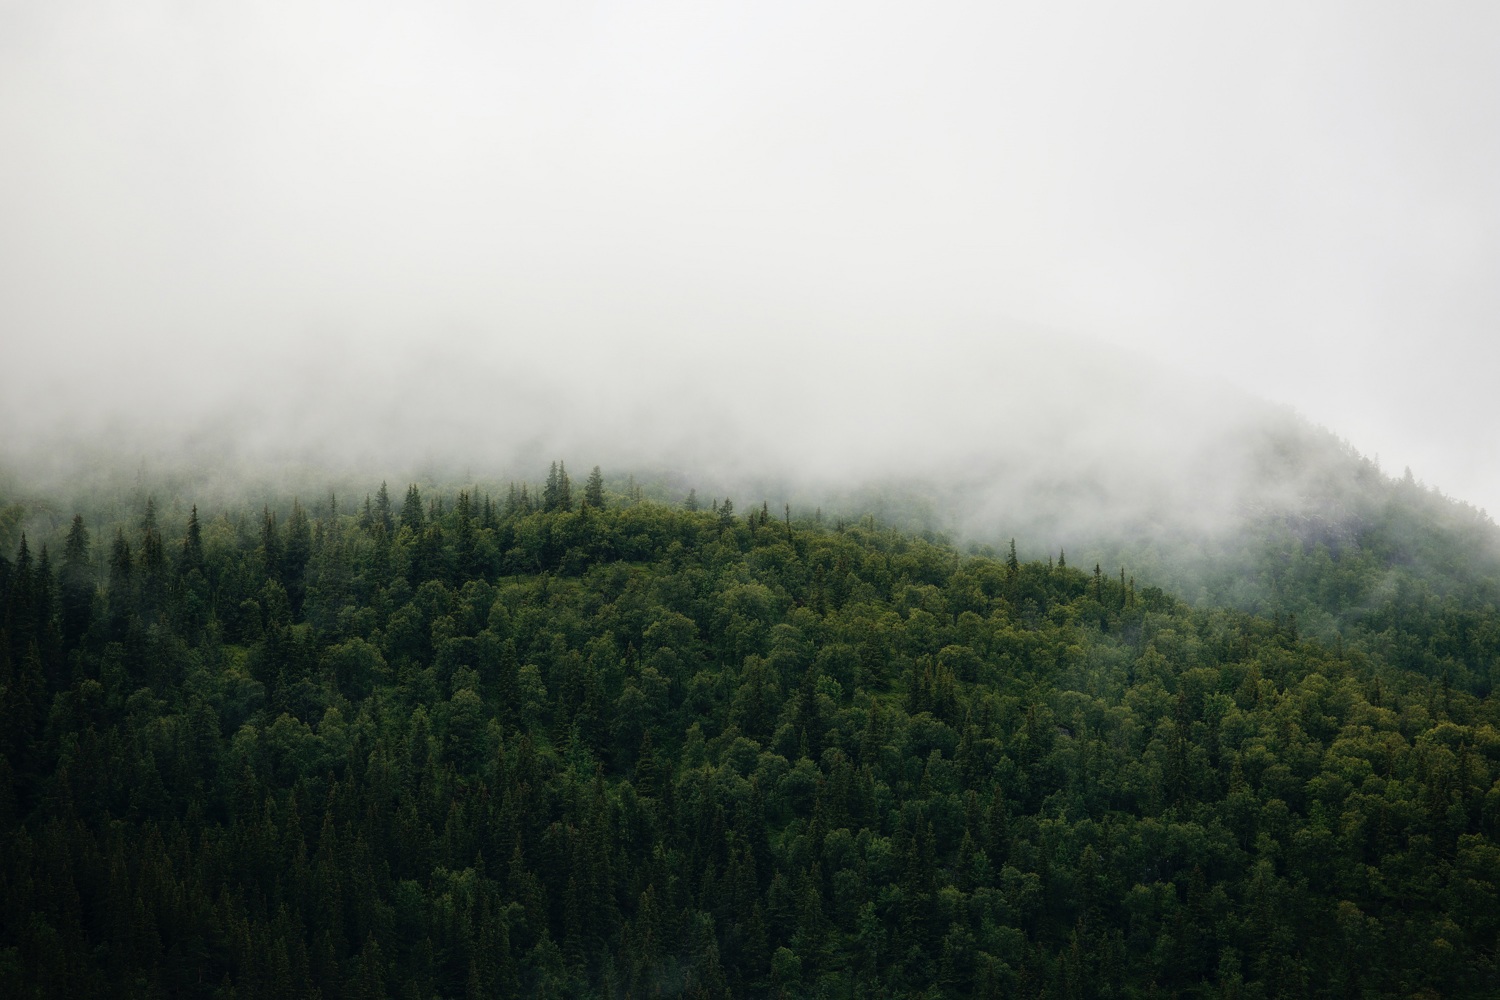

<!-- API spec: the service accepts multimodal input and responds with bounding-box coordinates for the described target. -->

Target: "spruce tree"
[583,466,605,509]
[401,484,425,532]
[543,461,574,513]
[284,500,311,616]
[60,514,93,648]
[543,463,561,513]
[107,528,133,632]
[375,481,394,532]
[259,507,283,583]
[178,506,203,576]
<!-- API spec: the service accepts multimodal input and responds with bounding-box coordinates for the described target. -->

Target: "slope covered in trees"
[3,470,1500,998]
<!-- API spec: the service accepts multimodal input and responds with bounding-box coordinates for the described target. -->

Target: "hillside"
[4,469,1500,998]
[798,413,1500,696]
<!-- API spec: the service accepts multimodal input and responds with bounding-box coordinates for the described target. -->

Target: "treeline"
[3,469,1500,998]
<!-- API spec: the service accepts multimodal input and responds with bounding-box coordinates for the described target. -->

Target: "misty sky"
[3,2,1498,514]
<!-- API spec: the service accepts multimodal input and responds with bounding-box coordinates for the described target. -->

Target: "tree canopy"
[3,467,1500,998]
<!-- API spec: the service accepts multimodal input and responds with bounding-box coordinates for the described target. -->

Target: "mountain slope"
[3,477,1499,998]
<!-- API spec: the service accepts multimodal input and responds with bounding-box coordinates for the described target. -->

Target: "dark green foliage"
[375,480,394,533]
[401,483,424,532]
[59,515,92,649]
[3,467,1500,999]
[583,466,605,510]
[542,461,573,514]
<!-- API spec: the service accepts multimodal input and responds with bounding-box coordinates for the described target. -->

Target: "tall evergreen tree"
[60,515,93,648]
[106,528,134,633]
[375,481,394,532]
[543,462,574,513]
[455,490,478,579]
[583,466,605,510]
[5,536,36,657]
[260,507,283,583]
[138,510,167,620]
[401,484,425,532]
[178,505,204,577]
[284,499,312,615]
[557,462,572,512]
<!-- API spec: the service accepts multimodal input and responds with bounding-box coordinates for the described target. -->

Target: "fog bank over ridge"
[3,2,1497,517]
[2,310,1413,561]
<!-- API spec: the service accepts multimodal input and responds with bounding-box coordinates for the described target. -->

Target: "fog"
[3,2,1498,527]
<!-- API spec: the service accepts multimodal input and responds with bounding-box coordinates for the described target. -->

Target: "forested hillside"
[3,468,1500,998]
[1093,429,1500,698]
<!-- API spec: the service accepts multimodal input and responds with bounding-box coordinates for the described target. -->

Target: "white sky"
[2,2,1498,513]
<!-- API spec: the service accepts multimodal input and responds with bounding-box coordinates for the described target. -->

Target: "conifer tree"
[543,463,561,512]
[139,510,167,619]
[106,528,133,632]
[6,535,35,655]
[543,462,574,513]
[583,466,605,509]
[284,500,312,615]
[60,514,93,648]
[375,481,394,532]
[259,507,283,583]
[401,484,425,532]
[455,490,478,578]
[178,506,204,576]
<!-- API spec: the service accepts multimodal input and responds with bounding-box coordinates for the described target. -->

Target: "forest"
[3,461,1500,998]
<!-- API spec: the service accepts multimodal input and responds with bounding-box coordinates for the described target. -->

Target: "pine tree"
[583,466,605,509]
[455,490,478,579]
[259,507,283,584]
[6,535,36,655]
[107,528,134,634]
[139,510,167,620]
[60,515,93,648]
[543,462,574,513]
[178,505,204,576]
[558,462,573,512]
[284,500,311,616]
[543,463,561,513]
[375,481,394,532]
[401,484,425,532]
